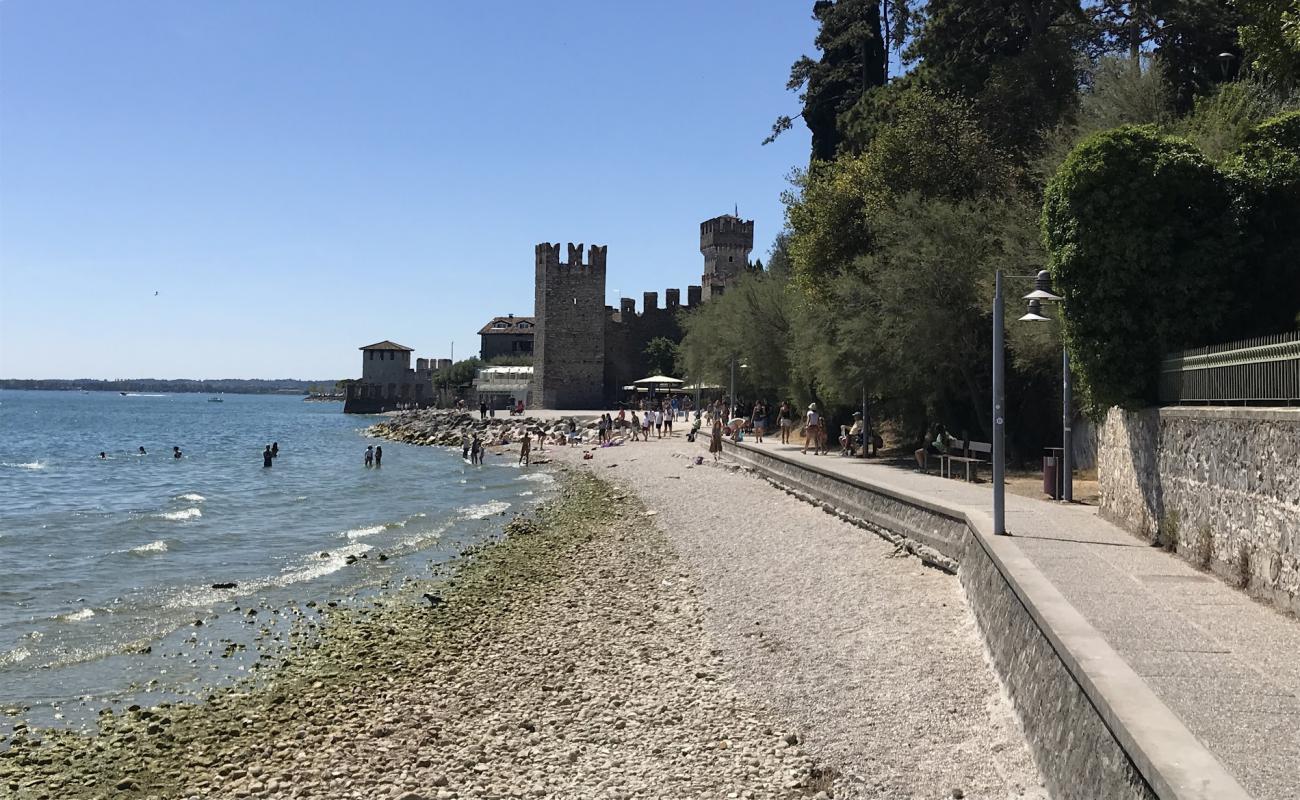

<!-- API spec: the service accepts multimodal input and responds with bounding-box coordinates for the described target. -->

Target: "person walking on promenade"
[519,432,531,466]
[778,401,793,444]
[364,445,374,467]
[803,403,822,455]
[479,401,487,421]
[374,445,383,467]
[752,400,766,443]
[709,416,723,461]
[263,445,274,468]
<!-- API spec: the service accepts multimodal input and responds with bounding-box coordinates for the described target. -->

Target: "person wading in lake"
[173,446,183,459]
[271,441,279,459]
[138,446,146,455]
[519,431,531,466]
[374,445,383,467]
[461,432,471,461]
[263,445,274,468]
[470,434,483,465]
[364,445,374,467]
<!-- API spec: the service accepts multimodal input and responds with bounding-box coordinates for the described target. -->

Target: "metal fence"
[1159,331,1300,405]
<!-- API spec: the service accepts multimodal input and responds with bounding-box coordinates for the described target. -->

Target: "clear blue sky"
[0,1,815,380]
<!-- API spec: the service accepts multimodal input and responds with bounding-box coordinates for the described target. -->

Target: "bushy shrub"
[1042,126,1240,411]
[1225,111,1300,332]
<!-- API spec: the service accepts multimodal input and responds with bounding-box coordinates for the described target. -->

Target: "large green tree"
[766,0,889,160]
[907,0,1086,153]
[1236,0,1300,91]
[1089,1,1244,109]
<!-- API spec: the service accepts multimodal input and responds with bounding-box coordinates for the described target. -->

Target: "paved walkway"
[730,442,1300,800]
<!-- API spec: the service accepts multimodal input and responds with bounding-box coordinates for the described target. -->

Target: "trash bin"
[1042,457,1060,499]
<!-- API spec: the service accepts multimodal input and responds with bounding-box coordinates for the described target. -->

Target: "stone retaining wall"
[721,440,1247,800]
[1098,406,1300,616]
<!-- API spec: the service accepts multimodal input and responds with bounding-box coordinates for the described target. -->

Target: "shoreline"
[1,470,827,799]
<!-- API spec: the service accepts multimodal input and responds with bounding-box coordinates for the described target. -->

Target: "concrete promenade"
[725,441,1299,799]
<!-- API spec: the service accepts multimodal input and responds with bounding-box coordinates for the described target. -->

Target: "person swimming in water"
[271,441,279,458]
[138,446,146,455]
[173,446,183,459]
[99,451,107,459]
[263,445,273,468]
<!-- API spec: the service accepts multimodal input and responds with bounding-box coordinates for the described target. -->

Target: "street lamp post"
[994,269,1068,534]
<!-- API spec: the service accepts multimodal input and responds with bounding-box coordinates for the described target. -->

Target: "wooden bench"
[940,439,992,482]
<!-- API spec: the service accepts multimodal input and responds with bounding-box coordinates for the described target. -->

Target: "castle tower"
[530,242,608,408]
[700,214,754,299]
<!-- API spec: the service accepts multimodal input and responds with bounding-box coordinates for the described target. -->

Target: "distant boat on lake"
[208,395,224,403]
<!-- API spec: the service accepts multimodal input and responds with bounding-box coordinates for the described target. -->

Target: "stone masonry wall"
[1099,406,1300,615]
[532,243,607,409]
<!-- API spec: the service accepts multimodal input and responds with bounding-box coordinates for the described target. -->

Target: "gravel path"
[549,438,1048,799]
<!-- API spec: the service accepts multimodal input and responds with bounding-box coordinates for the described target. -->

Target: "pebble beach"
[2,411,1049,799]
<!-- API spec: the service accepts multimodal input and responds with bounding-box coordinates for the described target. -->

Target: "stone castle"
[530,214,753,408]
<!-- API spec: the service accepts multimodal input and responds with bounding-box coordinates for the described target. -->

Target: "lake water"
[0,390,551,731]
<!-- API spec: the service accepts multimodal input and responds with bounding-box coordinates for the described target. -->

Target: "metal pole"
[993,270,1006,534]
[1063,346,1073,503]
[861,372,869,458]
[729,357,736,421]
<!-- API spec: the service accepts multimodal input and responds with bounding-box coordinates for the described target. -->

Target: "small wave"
[163,543,375,609]
[2,461,46,471]
[61,608,95,622]
[517,472,554,484]
[343,524,386,540]
[157,508,201,521]
[519,490,534,497]
[175,493,206,503]
[458,500,511,519]
[130,540,169,554]
[0,647,31,666]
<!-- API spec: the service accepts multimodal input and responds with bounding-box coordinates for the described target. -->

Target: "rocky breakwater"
[1,471,834,799]
[368,409,601,449]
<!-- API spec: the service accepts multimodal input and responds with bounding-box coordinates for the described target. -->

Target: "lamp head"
[1023,269,1062,301]
[1019,298,1051,322]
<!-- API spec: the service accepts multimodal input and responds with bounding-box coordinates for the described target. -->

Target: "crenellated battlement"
[611,286,703,321]
[700,215,754,238]
[535,242,608,272]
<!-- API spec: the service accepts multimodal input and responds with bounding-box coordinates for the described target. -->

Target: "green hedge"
[1042,126,1238,411]
[1226,111,1300,334]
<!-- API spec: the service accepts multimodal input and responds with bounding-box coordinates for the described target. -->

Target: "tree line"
[679,0,1299,457]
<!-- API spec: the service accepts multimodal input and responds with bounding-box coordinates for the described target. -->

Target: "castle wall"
[603,291,693,403]
[532,243,607,409]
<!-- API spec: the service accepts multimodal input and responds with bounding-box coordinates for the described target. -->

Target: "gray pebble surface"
[551,438,1049,800]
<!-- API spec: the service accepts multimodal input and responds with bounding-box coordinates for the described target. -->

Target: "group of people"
[98,446,183,459]
[363,444,383,467]
[261,441,280,467]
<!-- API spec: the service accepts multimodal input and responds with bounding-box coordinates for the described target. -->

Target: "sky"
[0,1,815,380]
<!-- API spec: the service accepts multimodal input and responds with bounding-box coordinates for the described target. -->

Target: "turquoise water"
[0,390,550,729]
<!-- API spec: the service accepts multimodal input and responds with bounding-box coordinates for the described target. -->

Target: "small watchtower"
[531,242,608,409]
[700,214,754,299]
